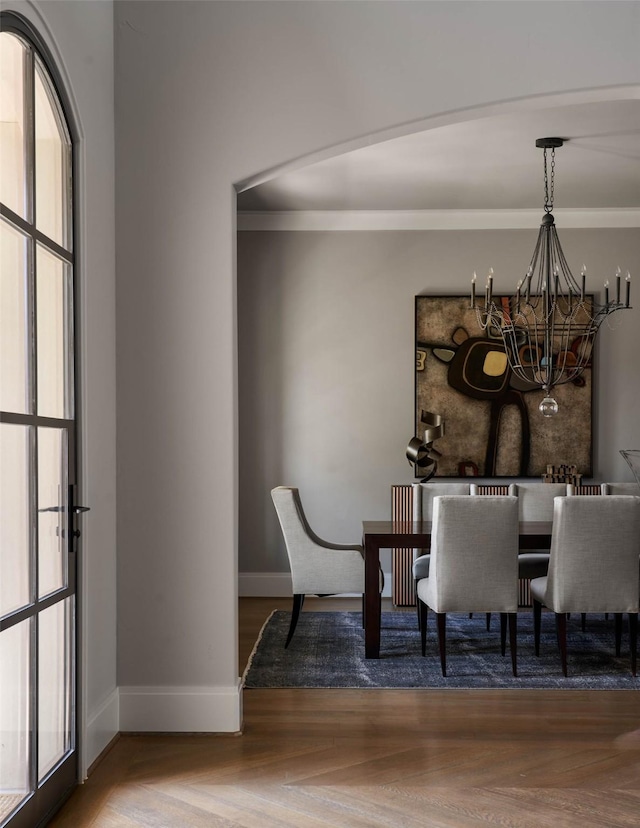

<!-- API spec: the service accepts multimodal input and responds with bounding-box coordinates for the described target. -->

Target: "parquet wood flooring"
[48,598,640,827]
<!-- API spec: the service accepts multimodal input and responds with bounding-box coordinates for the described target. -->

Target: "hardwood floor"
[49,598,640,827]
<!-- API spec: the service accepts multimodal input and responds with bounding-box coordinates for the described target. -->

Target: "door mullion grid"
[1,19,78,824]
[24,39,35,235]
[1,205,74,264]
[24,36,40,803]
[0,586,75,633]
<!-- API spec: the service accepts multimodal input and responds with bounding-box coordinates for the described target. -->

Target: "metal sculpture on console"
[471,137,632,417]
[406,411,444,482]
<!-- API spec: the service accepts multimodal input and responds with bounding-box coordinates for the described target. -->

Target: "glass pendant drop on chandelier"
[471,137,632,416]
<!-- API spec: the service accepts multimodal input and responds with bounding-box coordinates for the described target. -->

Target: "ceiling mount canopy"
[471,137,632,416]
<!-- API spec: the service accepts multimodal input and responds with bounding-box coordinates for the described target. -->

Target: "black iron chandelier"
[471,137,632,416]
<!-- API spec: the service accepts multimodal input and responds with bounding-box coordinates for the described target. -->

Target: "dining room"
[236,107,640,626]
[234,98,640,721]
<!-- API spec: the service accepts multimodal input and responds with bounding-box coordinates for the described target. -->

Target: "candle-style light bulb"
[581,265,586,301]
[626,271,631,308]
[471,271,477,307]
[487,268,493,305]
[604,280,610,305]
[616,266,621,304]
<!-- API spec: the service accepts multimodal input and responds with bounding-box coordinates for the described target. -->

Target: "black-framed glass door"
[1,17,80,827]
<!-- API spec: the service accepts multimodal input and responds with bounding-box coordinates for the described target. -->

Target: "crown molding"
[237,208,640,232]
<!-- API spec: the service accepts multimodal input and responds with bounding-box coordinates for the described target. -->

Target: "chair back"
[270,487,364,595]
[546,496,640,613]
[425,496,519,613]
[603,482,640,496]
[516,482,567,521]
[411,482,471,521]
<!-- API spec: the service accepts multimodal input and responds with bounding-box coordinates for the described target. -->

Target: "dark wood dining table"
[362,519,553,658]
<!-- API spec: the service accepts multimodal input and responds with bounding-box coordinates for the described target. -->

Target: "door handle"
[71,505,90,540]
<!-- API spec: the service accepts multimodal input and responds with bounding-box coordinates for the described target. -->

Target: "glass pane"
[35,62,71,249]
[38,597,73,781]
[37,245,73,419]
[0,33,27,218]
[0,424,32,616]
[0,219,30,414]
[0,619,32,820]
[38,427,68,599]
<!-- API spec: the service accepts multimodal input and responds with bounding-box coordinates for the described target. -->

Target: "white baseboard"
[85,687,120,772]
[118,682,243,733]
[239,572,292,596]
[239,571,392,598]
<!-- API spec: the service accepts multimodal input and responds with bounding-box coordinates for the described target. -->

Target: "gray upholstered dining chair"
[566,482,606,628]
[515,482,567,581]
[416,495,520,677]
[603,482,640,496]
[530,495,640,676]
[470,483,516,629]
[271,486,383,648]
[411,482,471,624]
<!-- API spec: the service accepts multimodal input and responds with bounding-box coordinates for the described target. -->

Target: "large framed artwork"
[415,295,593,478]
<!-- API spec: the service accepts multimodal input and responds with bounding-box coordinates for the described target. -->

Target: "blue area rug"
[243,610,639,689]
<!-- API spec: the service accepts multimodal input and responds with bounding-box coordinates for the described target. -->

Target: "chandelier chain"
[543,147,555,213]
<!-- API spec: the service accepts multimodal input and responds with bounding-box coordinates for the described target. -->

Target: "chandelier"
[471,137,632,416]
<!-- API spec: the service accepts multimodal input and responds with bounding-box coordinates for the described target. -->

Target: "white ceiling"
[237,100,640,214]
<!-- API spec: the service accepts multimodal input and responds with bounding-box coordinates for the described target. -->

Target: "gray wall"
[238,228,640,575]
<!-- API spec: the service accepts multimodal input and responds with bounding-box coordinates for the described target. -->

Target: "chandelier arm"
[531,312,546,389]
[526,227,542,302]
[530,230,545,299]
[551,227,581,296]
[556,309,574,385]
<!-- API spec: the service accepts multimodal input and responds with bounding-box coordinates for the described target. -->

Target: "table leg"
[364,535,381,658]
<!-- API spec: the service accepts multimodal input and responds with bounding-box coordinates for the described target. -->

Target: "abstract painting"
[414,295,592,478]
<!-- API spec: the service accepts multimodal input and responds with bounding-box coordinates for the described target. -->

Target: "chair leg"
[615,613,623,657]
[469,612,492,628]
[509,612,518,677]
[415,579,421,630]
[419,599,428,657]
[285,593,304,648]
[629,613,638,677]
[362,593,365,628]
[533,599,542,656]
[581,613,586,632]
[436,612,447,677]
[500,613,507,656]
[556,612,568,676]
